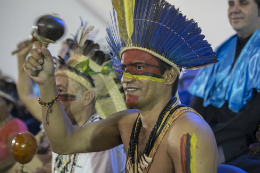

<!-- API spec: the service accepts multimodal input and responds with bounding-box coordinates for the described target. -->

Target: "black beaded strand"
[144,97,177,155]
[128,97,177,166]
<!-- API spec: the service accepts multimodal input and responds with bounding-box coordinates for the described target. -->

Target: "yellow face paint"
[121,72,165,83]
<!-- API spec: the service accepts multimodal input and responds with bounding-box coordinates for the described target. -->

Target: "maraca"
[12,132,37,171]
[12,14,66,76]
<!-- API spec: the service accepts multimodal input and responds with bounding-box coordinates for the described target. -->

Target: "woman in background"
[0,76,28,173]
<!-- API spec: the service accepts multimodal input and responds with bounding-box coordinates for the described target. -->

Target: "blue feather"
[107,0,218,71]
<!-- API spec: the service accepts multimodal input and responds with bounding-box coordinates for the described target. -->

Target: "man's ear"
[163,67,178,85]
[82,90,95,107]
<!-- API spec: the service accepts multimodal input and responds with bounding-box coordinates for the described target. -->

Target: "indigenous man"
[189,0,260,163]
[14,26,127,173]
[23,0,219,172]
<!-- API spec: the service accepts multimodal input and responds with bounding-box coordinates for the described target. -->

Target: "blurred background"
[0,0,234,81]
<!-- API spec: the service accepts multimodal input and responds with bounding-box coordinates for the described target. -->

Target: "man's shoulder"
[107,109,139,130]
[168,108,215,144]
[109,109,139,120]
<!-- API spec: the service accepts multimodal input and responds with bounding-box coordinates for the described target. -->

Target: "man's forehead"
[56,76,78,89]
[121,49,159,66]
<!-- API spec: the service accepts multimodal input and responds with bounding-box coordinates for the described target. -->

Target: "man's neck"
[138,95,172,130]
[72,107,96,126]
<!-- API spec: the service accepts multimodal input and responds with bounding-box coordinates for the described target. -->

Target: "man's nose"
[230,4,241,13]
[121,72,135,84]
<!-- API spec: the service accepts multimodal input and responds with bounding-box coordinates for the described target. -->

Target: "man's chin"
[126,95,139,107]
[231,23,245,32]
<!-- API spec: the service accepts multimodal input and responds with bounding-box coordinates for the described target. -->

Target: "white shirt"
[52,114,126,173]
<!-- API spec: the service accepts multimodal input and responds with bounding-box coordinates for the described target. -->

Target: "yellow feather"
[79,26,94,46]
[125,0,134,45]
[111,0,135,45]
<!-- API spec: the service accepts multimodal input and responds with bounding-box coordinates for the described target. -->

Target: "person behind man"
[23,0,221,172]
[9,40,53,173]
[0,75,28,173]
[189,0,260,164]
[13,24,127,173]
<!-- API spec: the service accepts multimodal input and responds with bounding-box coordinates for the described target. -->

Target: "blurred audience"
[0,76,28,173]
[8,41,52,173]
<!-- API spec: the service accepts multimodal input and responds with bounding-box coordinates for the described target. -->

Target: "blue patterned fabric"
[188,27,260,113]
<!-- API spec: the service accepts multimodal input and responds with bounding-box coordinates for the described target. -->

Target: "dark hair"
[0,78,20,117]
[2,97,20,118]
[255,0,260,9]
[156,57,180,97]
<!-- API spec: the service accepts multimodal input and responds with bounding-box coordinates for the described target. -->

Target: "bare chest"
[119,114,175,173]
[137,130,175,173]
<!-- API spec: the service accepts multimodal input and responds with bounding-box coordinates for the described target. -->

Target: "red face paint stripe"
[180,134,187,173]
[59,94,76,102]
[121,50,161,75]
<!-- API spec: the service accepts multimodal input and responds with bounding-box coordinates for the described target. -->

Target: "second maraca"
[11,132,37,171]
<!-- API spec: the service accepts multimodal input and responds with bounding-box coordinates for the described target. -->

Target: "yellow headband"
[55,53,127,119]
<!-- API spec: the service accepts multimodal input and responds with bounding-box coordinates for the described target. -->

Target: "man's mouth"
[124,88,139,94]
[231,17,243,21]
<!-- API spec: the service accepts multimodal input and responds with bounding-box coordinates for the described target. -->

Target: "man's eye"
[228,1,234,6]
[137,65,144,70]
[240,1,249,5]
[121,66,126,72]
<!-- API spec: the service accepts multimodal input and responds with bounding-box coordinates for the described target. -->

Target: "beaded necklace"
[54,154,78,173]
[127,97,179,172]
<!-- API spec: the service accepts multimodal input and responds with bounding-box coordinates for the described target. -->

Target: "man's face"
[228,0,260,34]
[56,76,84,121]
[121,50,167,108]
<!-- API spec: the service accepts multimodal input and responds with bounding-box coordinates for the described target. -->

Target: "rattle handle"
[20,164,24,171]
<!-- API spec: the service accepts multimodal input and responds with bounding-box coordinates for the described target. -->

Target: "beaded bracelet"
[38,93,60,125]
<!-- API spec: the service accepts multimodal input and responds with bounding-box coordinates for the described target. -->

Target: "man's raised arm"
[16,41,42,122]
[23,41,123,155]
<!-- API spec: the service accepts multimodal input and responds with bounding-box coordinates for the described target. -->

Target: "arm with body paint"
[168,112,218,173]
[23,42,130,155]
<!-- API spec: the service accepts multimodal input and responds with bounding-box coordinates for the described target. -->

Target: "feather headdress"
[55,22,127,118]
[106,0,218,75]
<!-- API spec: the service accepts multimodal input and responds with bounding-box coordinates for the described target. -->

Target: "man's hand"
[23,41,55,86]
[17,41,33,60]
[249,143,260,154]
[248,130,260,154]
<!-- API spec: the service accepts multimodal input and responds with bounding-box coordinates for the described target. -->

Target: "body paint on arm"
[180,133,197,173]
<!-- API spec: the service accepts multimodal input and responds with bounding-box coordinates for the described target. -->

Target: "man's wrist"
[38,77,58,100]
